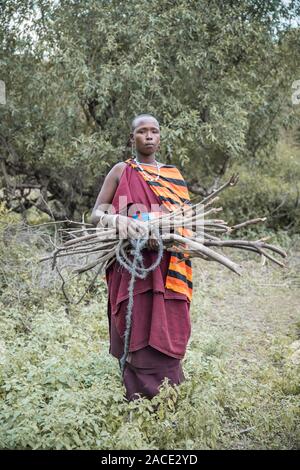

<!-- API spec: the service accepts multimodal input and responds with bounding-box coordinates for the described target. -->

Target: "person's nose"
[146,132,153,140]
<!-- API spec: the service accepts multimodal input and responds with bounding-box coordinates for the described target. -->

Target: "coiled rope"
[115,224,164,380]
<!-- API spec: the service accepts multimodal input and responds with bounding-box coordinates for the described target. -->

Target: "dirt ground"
[188,240,300,449]
[191,241,300,361]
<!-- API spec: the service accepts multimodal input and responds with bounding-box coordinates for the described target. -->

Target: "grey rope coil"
[115,224,164,380]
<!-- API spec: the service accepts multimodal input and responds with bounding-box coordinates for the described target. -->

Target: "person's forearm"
[92,210,152,242]
[91,207,104,226]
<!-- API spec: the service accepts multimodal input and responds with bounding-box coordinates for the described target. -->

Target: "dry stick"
[151,201,219,233]
[41,250,83,263]
[74,262,105,305]
[148,200,199,224]
[203,233,222,241]
[203,207,223,217]
[72,240,131,274]
[203,242,286,265]
[166,246,217,261]
[67,245,117,258]
[50,247,62,270]
[74,256,106,274]
[168,240,281,264]
[160,214,228,227]
[199,173,239,206]
[203,196,220,208]
[48,246,112,270]
[170,211,266,231]
[203,219,227,224]
[40,235,119,262]
[221,245,264,255]
[62,227,117,247]
[105,257,116,271]
[76,247,119,261]
[58,237,118,252]
[255,248,286,267]
[104,240,131,270]
[159,202,218,223]
[202,226,229,233]
[259,243,287,257]
[162,233,242,275]
[57,264,102,288]
[203,224,230,230]
[202,244,264,259]
[56,260,106,305]
[73,248,122,274]
[58,227,96,235]
[55,264,73,304]
[63,233,101,246]
[154,214,226,233]
[17,219,92,229]
[204,239,287,258]
[145,197,220,230]
[68,239,119,252]
[73,236,119,247]
[58,225,115,236]
[231,217,267,231]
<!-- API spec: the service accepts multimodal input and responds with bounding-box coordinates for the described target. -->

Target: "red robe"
[105,163,192,400]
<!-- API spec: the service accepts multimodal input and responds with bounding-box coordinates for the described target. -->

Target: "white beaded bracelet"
[99,213,118,228]
[98,213,108,227]
[111,214,118,228]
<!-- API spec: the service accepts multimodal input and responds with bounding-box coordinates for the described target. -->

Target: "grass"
[0,227,299,450]
[188,241,300,449]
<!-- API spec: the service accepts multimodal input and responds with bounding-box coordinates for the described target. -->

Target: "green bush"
[0,214,299,449]
[219,138,300,234]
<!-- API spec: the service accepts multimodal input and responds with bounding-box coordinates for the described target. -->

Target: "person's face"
[131,118,160,156]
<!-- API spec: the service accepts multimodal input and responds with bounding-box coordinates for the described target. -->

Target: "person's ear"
[129,132,134,145]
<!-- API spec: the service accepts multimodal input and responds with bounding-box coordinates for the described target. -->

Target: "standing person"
[91,114,193,402]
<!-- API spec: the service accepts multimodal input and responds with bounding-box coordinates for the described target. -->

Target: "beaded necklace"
[133,157,161,182]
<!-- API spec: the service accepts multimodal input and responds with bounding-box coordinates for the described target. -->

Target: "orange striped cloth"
[125,157,193,302]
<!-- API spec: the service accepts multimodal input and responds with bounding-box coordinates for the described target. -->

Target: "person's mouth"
[145,143,154,147]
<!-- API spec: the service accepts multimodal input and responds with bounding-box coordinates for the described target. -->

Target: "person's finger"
[147,238,158,250]
[128,226,137,239]
[136,223,148,238]
[134,226,145,238]
[136,221,148,236]
[147,241,154,250]
[152,241,158,250]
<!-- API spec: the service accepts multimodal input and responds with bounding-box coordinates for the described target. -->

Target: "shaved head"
[131,114,160,132]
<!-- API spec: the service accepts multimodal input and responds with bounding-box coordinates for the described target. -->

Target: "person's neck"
[134,152,156,164]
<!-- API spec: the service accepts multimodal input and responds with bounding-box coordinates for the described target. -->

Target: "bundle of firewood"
[39,174,287,277]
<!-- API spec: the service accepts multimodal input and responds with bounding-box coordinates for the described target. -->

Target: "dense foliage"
[0,2,300,450]
[0,210,299,449]
[0,0,299,230]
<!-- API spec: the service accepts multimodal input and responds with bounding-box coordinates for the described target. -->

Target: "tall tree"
[0,0,299,220]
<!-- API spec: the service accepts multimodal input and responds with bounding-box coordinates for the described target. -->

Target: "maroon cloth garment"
[104,163,191,400]
[123,346,185,402]
[106,164,190,309]
[107,290,191,359]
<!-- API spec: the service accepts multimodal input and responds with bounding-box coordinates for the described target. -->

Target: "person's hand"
[146,230,160,251]
[117,215,149,240]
